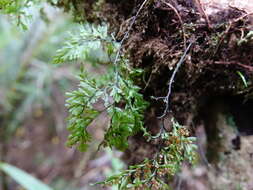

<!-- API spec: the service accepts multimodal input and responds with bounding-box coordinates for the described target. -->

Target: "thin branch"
[194,0,211,29]
[233,12,253,23]
[161,0,186,49]
[144,64,161,90]
[113,0,149,84]
[214,61,253,71]
[157,41,193,119]
[213,21,232,56]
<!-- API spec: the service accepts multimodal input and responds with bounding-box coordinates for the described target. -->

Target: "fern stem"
[158,41,193,119]
[113,0,149,85]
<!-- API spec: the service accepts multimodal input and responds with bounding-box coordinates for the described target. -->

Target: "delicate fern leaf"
[105,107,135,150]
[96,120,197,190]
[65,74,103,151]
[103,75,149,150]
[53,23,116,64]
[58,22,150,152]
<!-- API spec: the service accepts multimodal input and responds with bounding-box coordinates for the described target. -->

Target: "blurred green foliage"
[0,3,127,190]
[0,3,90,190]
[0,9,77,133]
[0,0,41,29]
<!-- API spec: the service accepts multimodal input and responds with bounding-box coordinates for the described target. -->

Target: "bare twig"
[113,0,149,84]
[156,41,193,119]
[213,22,232,56]
[233,12,253,23]
[144,64,161,90]
[213,11,253,56]
[214,61,253,71]
[161,0,186,49]
[194,0,211,29]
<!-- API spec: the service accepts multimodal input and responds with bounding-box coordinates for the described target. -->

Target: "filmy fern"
[104,73,149,150]
[65,74,101,151]
[55,23,197,190]
[1,3,198,190]
[53,23,117,65]
[55,23,149,151]
[95,119,197,190]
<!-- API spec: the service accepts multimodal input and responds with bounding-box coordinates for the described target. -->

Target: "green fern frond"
[65,69,149,151]
[53,23,118,64]
[59,23,149,151]
[95,119,198,189]
[65,73,104,151]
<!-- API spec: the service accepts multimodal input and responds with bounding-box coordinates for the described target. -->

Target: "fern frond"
[95,120,197,190]
[53,23,117,64]
[65,73,104,151]
[60,23,149,151]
